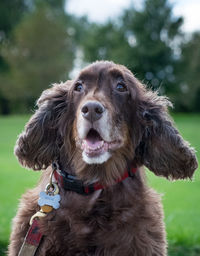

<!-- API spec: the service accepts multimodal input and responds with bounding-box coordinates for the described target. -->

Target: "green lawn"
[0,114,200,255]
[0,116,41,255]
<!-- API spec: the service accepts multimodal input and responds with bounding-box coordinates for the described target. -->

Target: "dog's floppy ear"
[134,87,198,180]
[15,81,72,170]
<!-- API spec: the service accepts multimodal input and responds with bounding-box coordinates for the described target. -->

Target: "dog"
[8,61,198,256]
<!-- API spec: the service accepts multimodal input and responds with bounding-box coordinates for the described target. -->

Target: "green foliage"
[0,0,29,114]
[81,22,129,63]
[175,33,200,112]
[0,0,28,72]
[0,115,200,256]
[121,0,183,92]
[0,0,200,113]
[0,1,74,114]
[1,3,74,112]
[0,0,28,37]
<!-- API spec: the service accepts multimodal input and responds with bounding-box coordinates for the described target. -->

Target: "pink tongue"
[85,129,103,150]
[85,139,102,150]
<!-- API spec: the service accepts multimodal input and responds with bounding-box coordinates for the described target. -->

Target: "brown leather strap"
[18,219,43,256]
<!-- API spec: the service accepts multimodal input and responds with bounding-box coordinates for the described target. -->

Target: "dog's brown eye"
[74,82,83,92]
[116,82,127,92]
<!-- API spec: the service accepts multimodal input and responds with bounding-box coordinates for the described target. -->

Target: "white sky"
[66,0,200,33]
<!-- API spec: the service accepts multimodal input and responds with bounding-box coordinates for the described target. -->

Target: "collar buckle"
[63,173,86,195]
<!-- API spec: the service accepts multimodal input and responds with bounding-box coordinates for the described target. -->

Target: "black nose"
[81,101,105,122]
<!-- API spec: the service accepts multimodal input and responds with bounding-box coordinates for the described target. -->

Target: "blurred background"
[0,0,200,255]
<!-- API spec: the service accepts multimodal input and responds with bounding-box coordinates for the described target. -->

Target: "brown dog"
[8,61,198,256]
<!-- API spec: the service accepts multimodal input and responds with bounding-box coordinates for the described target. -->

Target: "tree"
[122,0,183,92]
[0,0,29,114]
[82,0,183,94]
[81,22,129,64]
[176,32,200,111]
[1,2,74,113]
[0,0,28,72]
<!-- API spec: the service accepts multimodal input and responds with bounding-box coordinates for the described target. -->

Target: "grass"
[0,116,40,255]
[0,114,200,255]
[147,114,200,244]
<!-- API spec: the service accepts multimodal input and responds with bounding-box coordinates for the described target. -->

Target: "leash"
[18,163,137,255]
[18,168,60,256]
[18,219,43,256]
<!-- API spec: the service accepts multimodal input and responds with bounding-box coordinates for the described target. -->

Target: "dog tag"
[38,183,61,212]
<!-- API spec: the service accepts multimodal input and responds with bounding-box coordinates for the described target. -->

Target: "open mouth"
[81,128,121,158]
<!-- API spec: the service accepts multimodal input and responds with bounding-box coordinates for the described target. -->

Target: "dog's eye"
[116,82,127,92]
[74,82,83,92]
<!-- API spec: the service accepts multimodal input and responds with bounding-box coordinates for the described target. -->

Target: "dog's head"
[73,62,136,166]
[15,61,198,183]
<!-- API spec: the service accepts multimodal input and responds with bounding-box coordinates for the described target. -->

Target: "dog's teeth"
[104,143,109,151]
[82,140,107,154]
[100,141,104,147]
[97,141,104,149]
[81,141,87,150]
[84,141,105,151]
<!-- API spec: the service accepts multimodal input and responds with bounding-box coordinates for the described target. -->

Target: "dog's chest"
[39,191,135,255]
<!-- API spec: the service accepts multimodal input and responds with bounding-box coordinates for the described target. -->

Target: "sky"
[66,0,200,33]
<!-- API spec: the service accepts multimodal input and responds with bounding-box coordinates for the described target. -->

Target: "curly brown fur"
[8,61,198,256]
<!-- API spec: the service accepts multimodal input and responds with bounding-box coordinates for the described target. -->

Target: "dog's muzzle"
[76,100,123,164]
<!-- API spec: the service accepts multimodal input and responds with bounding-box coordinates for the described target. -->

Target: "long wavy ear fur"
[133,81,198,180]
[15,81,72,170]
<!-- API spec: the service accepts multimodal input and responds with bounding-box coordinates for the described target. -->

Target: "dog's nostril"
[95,106,104,114]
[82,105,89,114]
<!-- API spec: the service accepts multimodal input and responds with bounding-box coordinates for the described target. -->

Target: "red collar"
[53,162,137,195]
